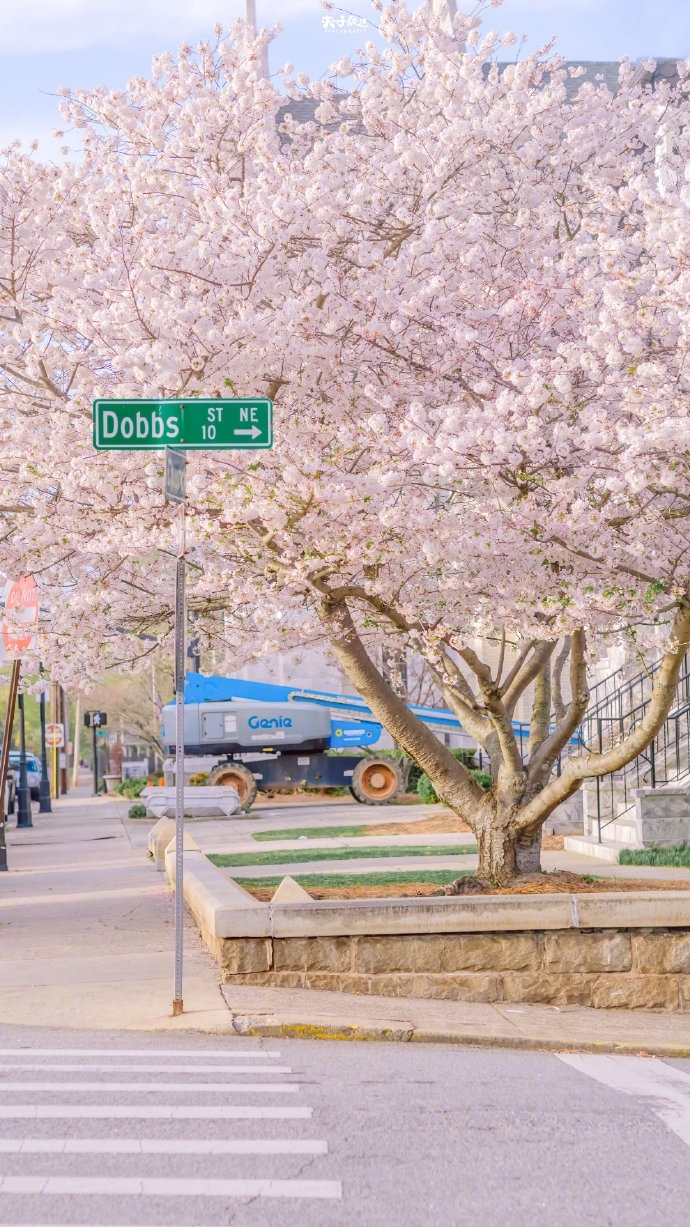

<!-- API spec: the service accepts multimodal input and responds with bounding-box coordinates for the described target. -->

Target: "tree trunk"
[475,820,543,882]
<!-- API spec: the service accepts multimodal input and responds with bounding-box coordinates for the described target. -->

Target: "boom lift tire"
[207,761,258,809]
[349,757,401,805]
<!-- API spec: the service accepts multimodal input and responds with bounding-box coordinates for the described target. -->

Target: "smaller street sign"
[93,398,273,451]
[45,723,65,749]
[165,448,186,504]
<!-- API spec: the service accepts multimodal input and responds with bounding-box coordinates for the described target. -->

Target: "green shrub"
[128,803,147,818]
[417,766,492,803]
[189,771,209,786]
[416,773,439,803]
[115,776,149,799]
[471,770,493,790]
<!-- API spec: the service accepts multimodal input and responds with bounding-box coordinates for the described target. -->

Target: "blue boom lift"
[161,672,544,808]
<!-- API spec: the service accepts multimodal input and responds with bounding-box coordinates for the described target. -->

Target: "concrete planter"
[165,847,690,1012]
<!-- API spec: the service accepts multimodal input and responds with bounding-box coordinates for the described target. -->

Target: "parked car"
[9,751,41,801]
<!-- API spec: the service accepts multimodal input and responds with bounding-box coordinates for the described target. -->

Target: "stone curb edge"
[228,1013,690,1057]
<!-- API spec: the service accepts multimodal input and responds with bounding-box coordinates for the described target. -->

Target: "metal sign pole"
[173,499,186,1016]
[166,446,187,1018]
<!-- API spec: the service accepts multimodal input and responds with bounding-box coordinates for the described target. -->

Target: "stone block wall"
[216,929,690,1011]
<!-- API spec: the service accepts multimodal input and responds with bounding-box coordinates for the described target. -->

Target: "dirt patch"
[361,815,563,847]
[362,812,472,837]
[245,871,690,903]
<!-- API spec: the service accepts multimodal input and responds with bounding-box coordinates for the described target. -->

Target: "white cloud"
[0,0,320,55]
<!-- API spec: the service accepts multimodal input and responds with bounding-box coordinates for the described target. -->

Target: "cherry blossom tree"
[2,3,690,881]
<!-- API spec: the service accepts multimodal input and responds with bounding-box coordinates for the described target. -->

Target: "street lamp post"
[16,691,32,828]
[38,668,52,813]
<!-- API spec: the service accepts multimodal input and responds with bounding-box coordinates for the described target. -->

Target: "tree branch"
[527,658,551,758]
[526,629,589,786]
[318,597,485,820]
[552,635,571,721]
[498,640,535,699]
[458,645,524,775]
[518,604,690,832]
[502,640,556,719]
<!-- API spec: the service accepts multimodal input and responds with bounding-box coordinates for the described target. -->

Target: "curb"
[228,1012,690,1058]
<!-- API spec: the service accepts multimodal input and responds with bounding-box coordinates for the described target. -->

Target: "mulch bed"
[246,870,690,903]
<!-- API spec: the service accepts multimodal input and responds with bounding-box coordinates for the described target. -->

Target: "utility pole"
[59,687,68,795]
[0,661,20,871]
[16,689,32,828]
[71,696,81,788]
[50,681,59,798]
[245,0,269,78]
[38,666,52,813]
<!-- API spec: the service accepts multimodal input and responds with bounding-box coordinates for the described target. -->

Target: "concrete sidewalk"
[2,791,690,1054]
[0,786,230,1033]
[222,984,690,1057]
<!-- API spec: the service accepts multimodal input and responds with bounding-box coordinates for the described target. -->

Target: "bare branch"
[498,640,535,698]
[459,644,523,775]
[527,658,551,758]
[552,635,571,721]
[526,629,589,786]
[518,605,690,832]
[502,640,556,719]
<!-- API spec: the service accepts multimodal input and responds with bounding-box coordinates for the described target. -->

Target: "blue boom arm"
[182,673,580,751]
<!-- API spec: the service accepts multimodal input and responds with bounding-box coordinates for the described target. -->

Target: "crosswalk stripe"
[0,1175,342,1199]
[0,1138,328,1155]
[0,1081,298,1094]
[0,1048,281,1057]
[0,1063,292,1074]
[0,1105,311,1119]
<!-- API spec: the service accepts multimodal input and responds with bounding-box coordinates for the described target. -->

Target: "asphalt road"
[0,1025,689,1227]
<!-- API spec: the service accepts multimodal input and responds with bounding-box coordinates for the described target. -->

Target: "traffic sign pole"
[93,395,275,1018]
[172,479,187,1017]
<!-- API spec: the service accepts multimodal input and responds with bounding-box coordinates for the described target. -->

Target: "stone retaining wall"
[215,929,690,1011]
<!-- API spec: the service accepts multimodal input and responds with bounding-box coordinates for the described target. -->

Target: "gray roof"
[276,59,683,129]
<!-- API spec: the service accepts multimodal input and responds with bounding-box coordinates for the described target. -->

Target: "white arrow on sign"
[234,426,262,439]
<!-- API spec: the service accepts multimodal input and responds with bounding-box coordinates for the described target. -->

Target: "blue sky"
[1,1,689,155]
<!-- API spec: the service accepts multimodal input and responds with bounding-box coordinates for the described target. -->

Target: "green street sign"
[92,398,273,450]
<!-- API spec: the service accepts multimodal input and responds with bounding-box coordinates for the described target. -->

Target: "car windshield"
[9,753,40,771]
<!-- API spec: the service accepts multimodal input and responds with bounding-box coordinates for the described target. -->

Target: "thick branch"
[502,640,556,719]
[527,629,589,785]
[318,598,484,819]
[459,645,523,775]
[518,603,690,832]
[527,659,551,758]
[552,635,571,721]
[430,648,492,750]
[498,640,535,698]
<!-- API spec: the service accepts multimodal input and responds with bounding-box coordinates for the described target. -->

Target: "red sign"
[45,723,65,749]
[2,575,39,658]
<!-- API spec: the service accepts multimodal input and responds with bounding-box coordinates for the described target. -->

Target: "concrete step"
[562,836,629,862]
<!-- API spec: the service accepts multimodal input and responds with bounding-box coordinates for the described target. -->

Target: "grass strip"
[224,868,473,889]
[619,844,690,868]
[209,844,476,869]
[252,824,369,841]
